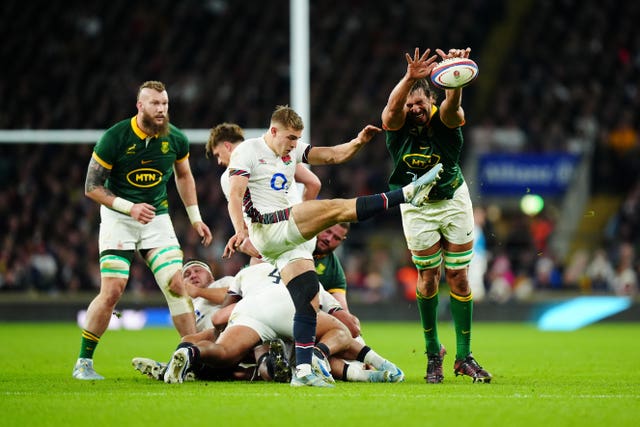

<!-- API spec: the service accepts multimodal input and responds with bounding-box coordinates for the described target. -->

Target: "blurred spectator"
[2,0,640,300]
[468,205,489,301]
[585,248,616,292]
[611,243,638,296]
[486,251,514,303]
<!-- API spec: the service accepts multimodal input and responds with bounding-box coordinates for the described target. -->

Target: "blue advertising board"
[477,153,580,196]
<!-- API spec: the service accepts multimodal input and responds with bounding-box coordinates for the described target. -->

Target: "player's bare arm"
[84,157,113,197]
[85,157,156,224]
[174,159,213,246]
[224,173,251,258]
[307,125,381,165]
[294,164,321,201]
[382,48,438,130]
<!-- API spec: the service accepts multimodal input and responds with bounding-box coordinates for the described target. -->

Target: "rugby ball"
[430,57,479,89]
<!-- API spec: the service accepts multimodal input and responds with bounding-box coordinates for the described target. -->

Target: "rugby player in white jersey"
[131,259,233,380]
[163,260,405,384]
[215,106,441,387]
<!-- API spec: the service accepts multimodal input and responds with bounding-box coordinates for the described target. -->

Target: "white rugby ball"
[430,57,479,89]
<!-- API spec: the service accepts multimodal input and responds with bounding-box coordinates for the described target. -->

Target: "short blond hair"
[137,81,166,99]
[270,105,304,131]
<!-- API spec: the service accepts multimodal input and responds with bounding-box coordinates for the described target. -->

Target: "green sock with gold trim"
[450,292,473,359]
[78,329,100,359]
[417,292,441,355]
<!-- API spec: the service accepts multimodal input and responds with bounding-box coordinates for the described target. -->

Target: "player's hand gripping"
[130,203,156,225]
[223,229,249,258]
[435,47,471,60]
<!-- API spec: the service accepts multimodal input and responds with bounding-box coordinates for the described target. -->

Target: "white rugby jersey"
[227,136,311,219]
[228,263,342,314]
[222,167,302,207]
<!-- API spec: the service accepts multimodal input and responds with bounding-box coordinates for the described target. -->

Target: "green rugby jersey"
[314,252,347,294]
[92,117,190,214]
[385,105,465,200]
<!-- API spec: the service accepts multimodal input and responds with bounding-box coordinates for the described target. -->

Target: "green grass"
[1,322,639,427]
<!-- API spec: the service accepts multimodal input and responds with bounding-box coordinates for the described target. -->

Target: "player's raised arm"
[306,125,382,165]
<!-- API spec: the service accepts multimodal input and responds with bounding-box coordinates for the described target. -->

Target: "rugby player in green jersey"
[72,81,212,380]
[381,48,492,384]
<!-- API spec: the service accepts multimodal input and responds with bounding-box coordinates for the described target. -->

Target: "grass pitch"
[1,321,638,427]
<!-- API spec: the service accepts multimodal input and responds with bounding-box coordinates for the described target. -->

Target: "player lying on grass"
[164,261,405,386]
[134,260,404,385]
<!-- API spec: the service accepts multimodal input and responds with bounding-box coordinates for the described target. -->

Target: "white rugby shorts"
[98,205,179,252]
[399,181,474,250]
[249,218,316,270]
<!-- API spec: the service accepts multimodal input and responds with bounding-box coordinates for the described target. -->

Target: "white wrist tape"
[112,197,134,215]
[186,205,202,224]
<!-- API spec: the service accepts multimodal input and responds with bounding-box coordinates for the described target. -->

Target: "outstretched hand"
[357,125,382,144]
[435,47,471,60]
[404,47,439,80]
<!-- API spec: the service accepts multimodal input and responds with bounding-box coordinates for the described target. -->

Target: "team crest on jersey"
[315,263,326,275]
[161,141,169,154]
[258,158,267,164]
[281,155,292,165]
[126,144,136,155]
[126,168,164,188]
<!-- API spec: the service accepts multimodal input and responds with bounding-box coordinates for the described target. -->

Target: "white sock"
[344,364,370,382]
[295,363,312,377]
[363,349,385,369]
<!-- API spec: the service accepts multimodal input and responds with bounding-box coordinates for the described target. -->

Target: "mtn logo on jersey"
[402,153,440,170]
[126,168,164,188]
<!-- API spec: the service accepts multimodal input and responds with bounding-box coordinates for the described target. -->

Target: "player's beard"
[141,111,170,136]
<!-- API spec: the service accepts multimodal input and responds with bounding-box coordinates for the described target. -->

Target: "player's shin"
[287,270,320,375]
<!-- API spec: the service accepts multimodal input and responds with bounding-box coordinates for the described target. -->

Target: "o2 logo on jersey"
[270,173,290,192]
[127,168,164,188]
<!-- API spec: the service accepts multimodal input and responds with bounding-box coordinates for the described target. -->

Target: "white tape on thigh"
[412,250,443,270]
[147,246,193,316]
[100,255,131,279]
[444,249,473,270]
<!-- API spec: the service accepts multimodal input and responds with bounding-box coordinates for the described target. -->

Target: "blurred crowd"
[1,0,639,301]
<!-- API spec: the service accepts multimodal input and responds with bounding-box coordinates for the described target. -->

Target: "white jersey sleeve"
[220,168,230,201]
[318,286,342,314]
[193,276,234,332]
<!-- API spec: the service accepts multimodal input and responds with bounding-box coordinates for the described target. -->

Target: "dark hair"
[206,122,244,159]
[409,78,436,101]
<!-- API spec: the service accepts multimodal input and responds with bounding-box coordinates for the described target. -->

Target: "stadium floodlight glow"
[520,193,544,216]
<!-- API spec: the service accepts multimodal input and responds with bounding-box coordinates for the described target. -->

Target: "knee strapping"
[444,249,473,270]
[287,270,319,316]
[100,254,131,279]
[412,250,443,270]
[147,246,192,316]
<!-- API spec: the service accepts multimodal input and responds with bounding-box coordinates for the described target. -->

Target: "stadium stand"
[1,0,638,301]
